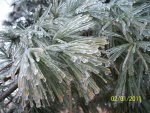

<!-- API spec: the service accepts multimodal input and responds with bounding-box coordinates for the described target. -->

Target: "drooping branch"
[0,82,18,102]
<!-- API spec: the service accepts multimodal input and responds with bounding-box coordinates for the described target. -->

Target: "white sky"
[0,0,13,30]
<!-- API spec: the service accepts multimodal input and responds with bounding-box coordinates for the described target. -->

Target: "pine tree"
[0,0,150,113]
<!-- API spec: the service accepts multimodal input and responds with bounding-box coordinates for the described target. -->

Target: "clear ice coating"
[33,69,39,75]
[105,61,110,67]
[34,52,41,62]
[82,58,88,63]
[71,56,78,62]
[18,40,108,107]
[14,0,111,107]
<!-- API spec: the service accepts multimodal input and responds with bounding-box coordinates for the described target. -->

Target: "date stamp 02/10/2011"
[110,96,142,102]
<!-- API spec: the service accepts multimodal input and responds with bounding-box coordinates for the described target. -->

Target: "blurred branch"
[0,82,18,102]
[0,62,13,72]
[0,76,12,85]
[0,63,12,84]
[0,62,19,101]
[2,76,11,82]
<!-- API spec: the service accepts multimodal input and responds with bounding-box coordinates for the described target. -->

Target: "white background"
[0,0,13,30]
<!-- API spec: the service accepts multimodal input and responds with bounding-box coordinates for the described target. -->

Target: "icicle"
[88,91,95,100]
[143,46,147,52]
[42,76,46,82]
[146,47,150,51]
[36,57,40,62]
[36,100,41,108]
[36,70,45,81]
[14,60,20,66]
[33,69,38,75]
[84,71,90,79]
[82,58,88,63]
[105,71,110,75]
[18,88,24,96]
[82,81,89,92]
[90,60,102,66]
[105,61,110,67]
[34,52,40,62]
[29,100,34,107]
[94,88,100,94]
[96,51,101,56]
[25,95,29,100]
[59,79,63,83]
[116,18,119,22]
[28,32,32,39]
[24,63,29,69]
[71,56,78,62]
[35,79,40,86]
